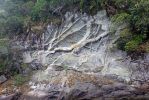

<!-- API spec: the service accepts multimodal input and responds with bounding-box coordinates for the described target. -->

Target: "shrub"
[21,1,34,16]
[120,28,132,38]
[125,40,139,51]
[112,13,130,25]
[116,28,132,50]
[129,0,149,35]
[31,0,47,21]
[125,35,144,51]
[111,0,149,52]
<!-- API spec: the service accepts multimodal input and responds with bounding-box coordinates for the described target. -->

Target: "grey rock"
[87,90,104,97]
[92,66,104,73]
[101,83,128,94]
[51,64,65,71]
[145,54,149,62]
[101,85,115,93]
[65,82,103,100]
[104,74,118,80]
[104,74,126,83]
[110,90,131,97]
[20,91,50,100]
[112,83,127,90]
[30,61,43,70]
[48,84,63,92]
[66,88,98,100]
[104,98,115,100]
[72,82,98,91]
[116,77,126,83]
[67,89,87,98]
[132,95,149,100]
[0,94,15,100]
[21,90,65,100]
[0,75,7,84]
[0,93,21,100]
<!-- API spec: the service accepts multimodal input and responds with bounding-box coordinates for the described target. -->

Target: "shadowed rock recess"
[1,10,149,100]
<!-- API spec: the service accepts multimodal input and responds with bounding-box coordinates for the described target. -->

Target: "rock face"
[22,10,132,81]
[2,80,149,100]
[18,69,148,100]
[20,10,149,86]
[3,10,149,100]
[0,66,149,100]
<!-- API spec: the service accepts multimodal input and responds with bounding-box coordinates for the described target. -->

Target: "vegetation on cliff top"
[0,0,148,51]
[111,0,149,52]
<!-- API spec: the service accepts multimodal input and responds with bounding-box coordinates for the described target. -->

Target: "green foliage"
[0,0,29,36]
[0,60,7,72]
[129,0,149,35]
[125,35,144,51]
[0,13,6,37]
[0,38,8,46]
[112,13,130,25]
[80,0,84,12]
[116,38,127,51]
[5,16,24,35]
[31,0,47,21]
[22,1,34,16]
[116,28,132,50]
[120,28,132,38]
[110,0,149,52]
[0,53,9,72]
[13,74,28,86]
[125,40,139,51]
[79,0,105,14]
[117,28,146,51]
[0,0,148,53]
[112,0,149,35]
[0,38,9,74]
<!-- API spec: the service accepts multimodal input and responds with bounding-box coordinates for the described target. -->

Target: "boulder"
[20,90,64,100]
[0,94,15,100]
[0,93,21,100]
[112,83,127,90]
[0,75,7,84]
[110,90,131,97]
[20,91,49,100]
